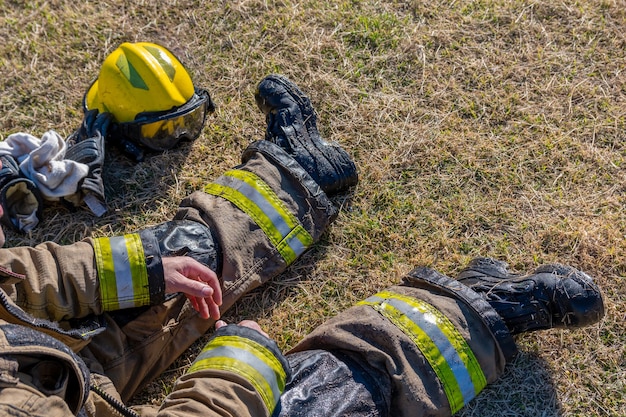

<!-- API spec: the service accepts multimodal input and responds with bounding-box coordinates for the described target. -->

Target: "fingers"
[239,320,269,338]
[163,256,223,320]
[185,294,213,320]
[183,292,220,320]
[180,277,216,299]
[214,320,269,338]
[187,293,221,320]
[177,258,220,298]
[182,282,221,320]
[178,272,222,320]
[188,262,222,306]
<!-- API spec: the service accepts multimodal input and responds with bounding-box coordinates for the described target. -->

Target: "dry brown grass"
[1,0,626,415]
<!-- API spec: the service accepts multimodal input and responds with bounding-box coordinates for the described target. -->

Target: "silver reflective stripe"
[366,294,477,404]
[94,234,150,311]
[195,345,281,407]
[219,175,292,237]
[205,170,314,264]
[109,236,136,309]
[284,231,306,256]
[360,289,487,413]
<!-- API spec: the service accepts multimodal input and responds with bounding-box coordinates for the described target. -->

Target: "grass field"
[1,1,625,415]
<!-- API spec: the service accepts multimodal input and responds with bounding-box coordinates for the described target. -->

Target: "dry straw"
[1,1,625,415]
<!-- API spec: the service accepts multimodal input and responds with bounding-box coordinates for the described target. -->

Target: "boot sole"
[256,74,316,123]
[255,74,358,194]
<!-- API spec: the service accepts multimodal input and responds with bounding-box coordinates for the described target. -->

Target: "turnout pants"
[80,140,338,406]
[275,267,518,417]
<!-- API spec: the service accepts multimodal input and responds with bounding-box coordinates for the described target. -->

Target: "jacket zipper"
[90,385,139,417]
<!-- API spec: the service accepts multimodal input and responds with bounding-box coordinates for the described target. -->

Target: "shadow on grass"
[129,218,564,414]
[457,350,563,417]
[226,243,331,315]
[2,137,201,247]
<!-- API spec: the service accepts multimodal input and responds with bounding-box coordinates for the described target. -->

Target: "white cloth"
[0,131,89,199]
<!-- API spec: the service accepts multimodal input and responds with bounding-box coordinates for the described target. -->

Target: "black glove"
[65,109,113,216]
[0,154,44,233]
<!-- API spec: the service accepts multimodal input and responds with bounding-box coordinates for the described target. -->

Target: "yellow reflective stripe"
[204,182,283,246]
[276,226,312,265]
[189,335,287,413]
[359,290,487,413]
[93,234,150,311]
[221,169,314,260]
[191,357,276,413]
[204,169,313,264]
[225,170,296,230]
[203,336,287,387]
[126,234,149,305]
[93,237,118,310]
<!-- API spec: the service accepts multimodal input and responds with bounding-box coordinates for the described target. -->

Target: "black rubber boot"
[255,74,358,196]
[457,257,605,334]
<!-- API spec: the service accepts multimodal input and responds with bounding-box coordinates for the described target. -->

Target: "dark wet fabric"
[147,219,221,275]
[287,271,514,417]
[274,349,389,417]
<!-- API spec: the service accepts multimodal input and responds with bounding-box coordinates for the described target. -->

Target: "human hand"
[215,319,269,338]
[163,256,222,320]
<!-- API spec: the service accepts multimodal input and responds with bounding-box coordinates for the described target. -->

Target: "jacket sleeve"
[157,325,291,417]
[0,229,165,321]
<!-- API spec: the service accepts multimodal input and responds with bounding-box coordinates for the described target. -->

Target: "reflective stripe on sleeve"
[204,169,314,265]
[93,234,151,311]
[358,290,487,414]
[188,334,287,414]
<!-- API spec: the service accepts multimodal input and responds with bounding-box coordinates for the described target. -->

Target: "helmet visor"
[116,88,214,151]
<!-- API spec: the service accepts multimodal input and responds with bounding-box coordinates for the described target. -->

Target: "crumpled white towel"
[0,130,89,199]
